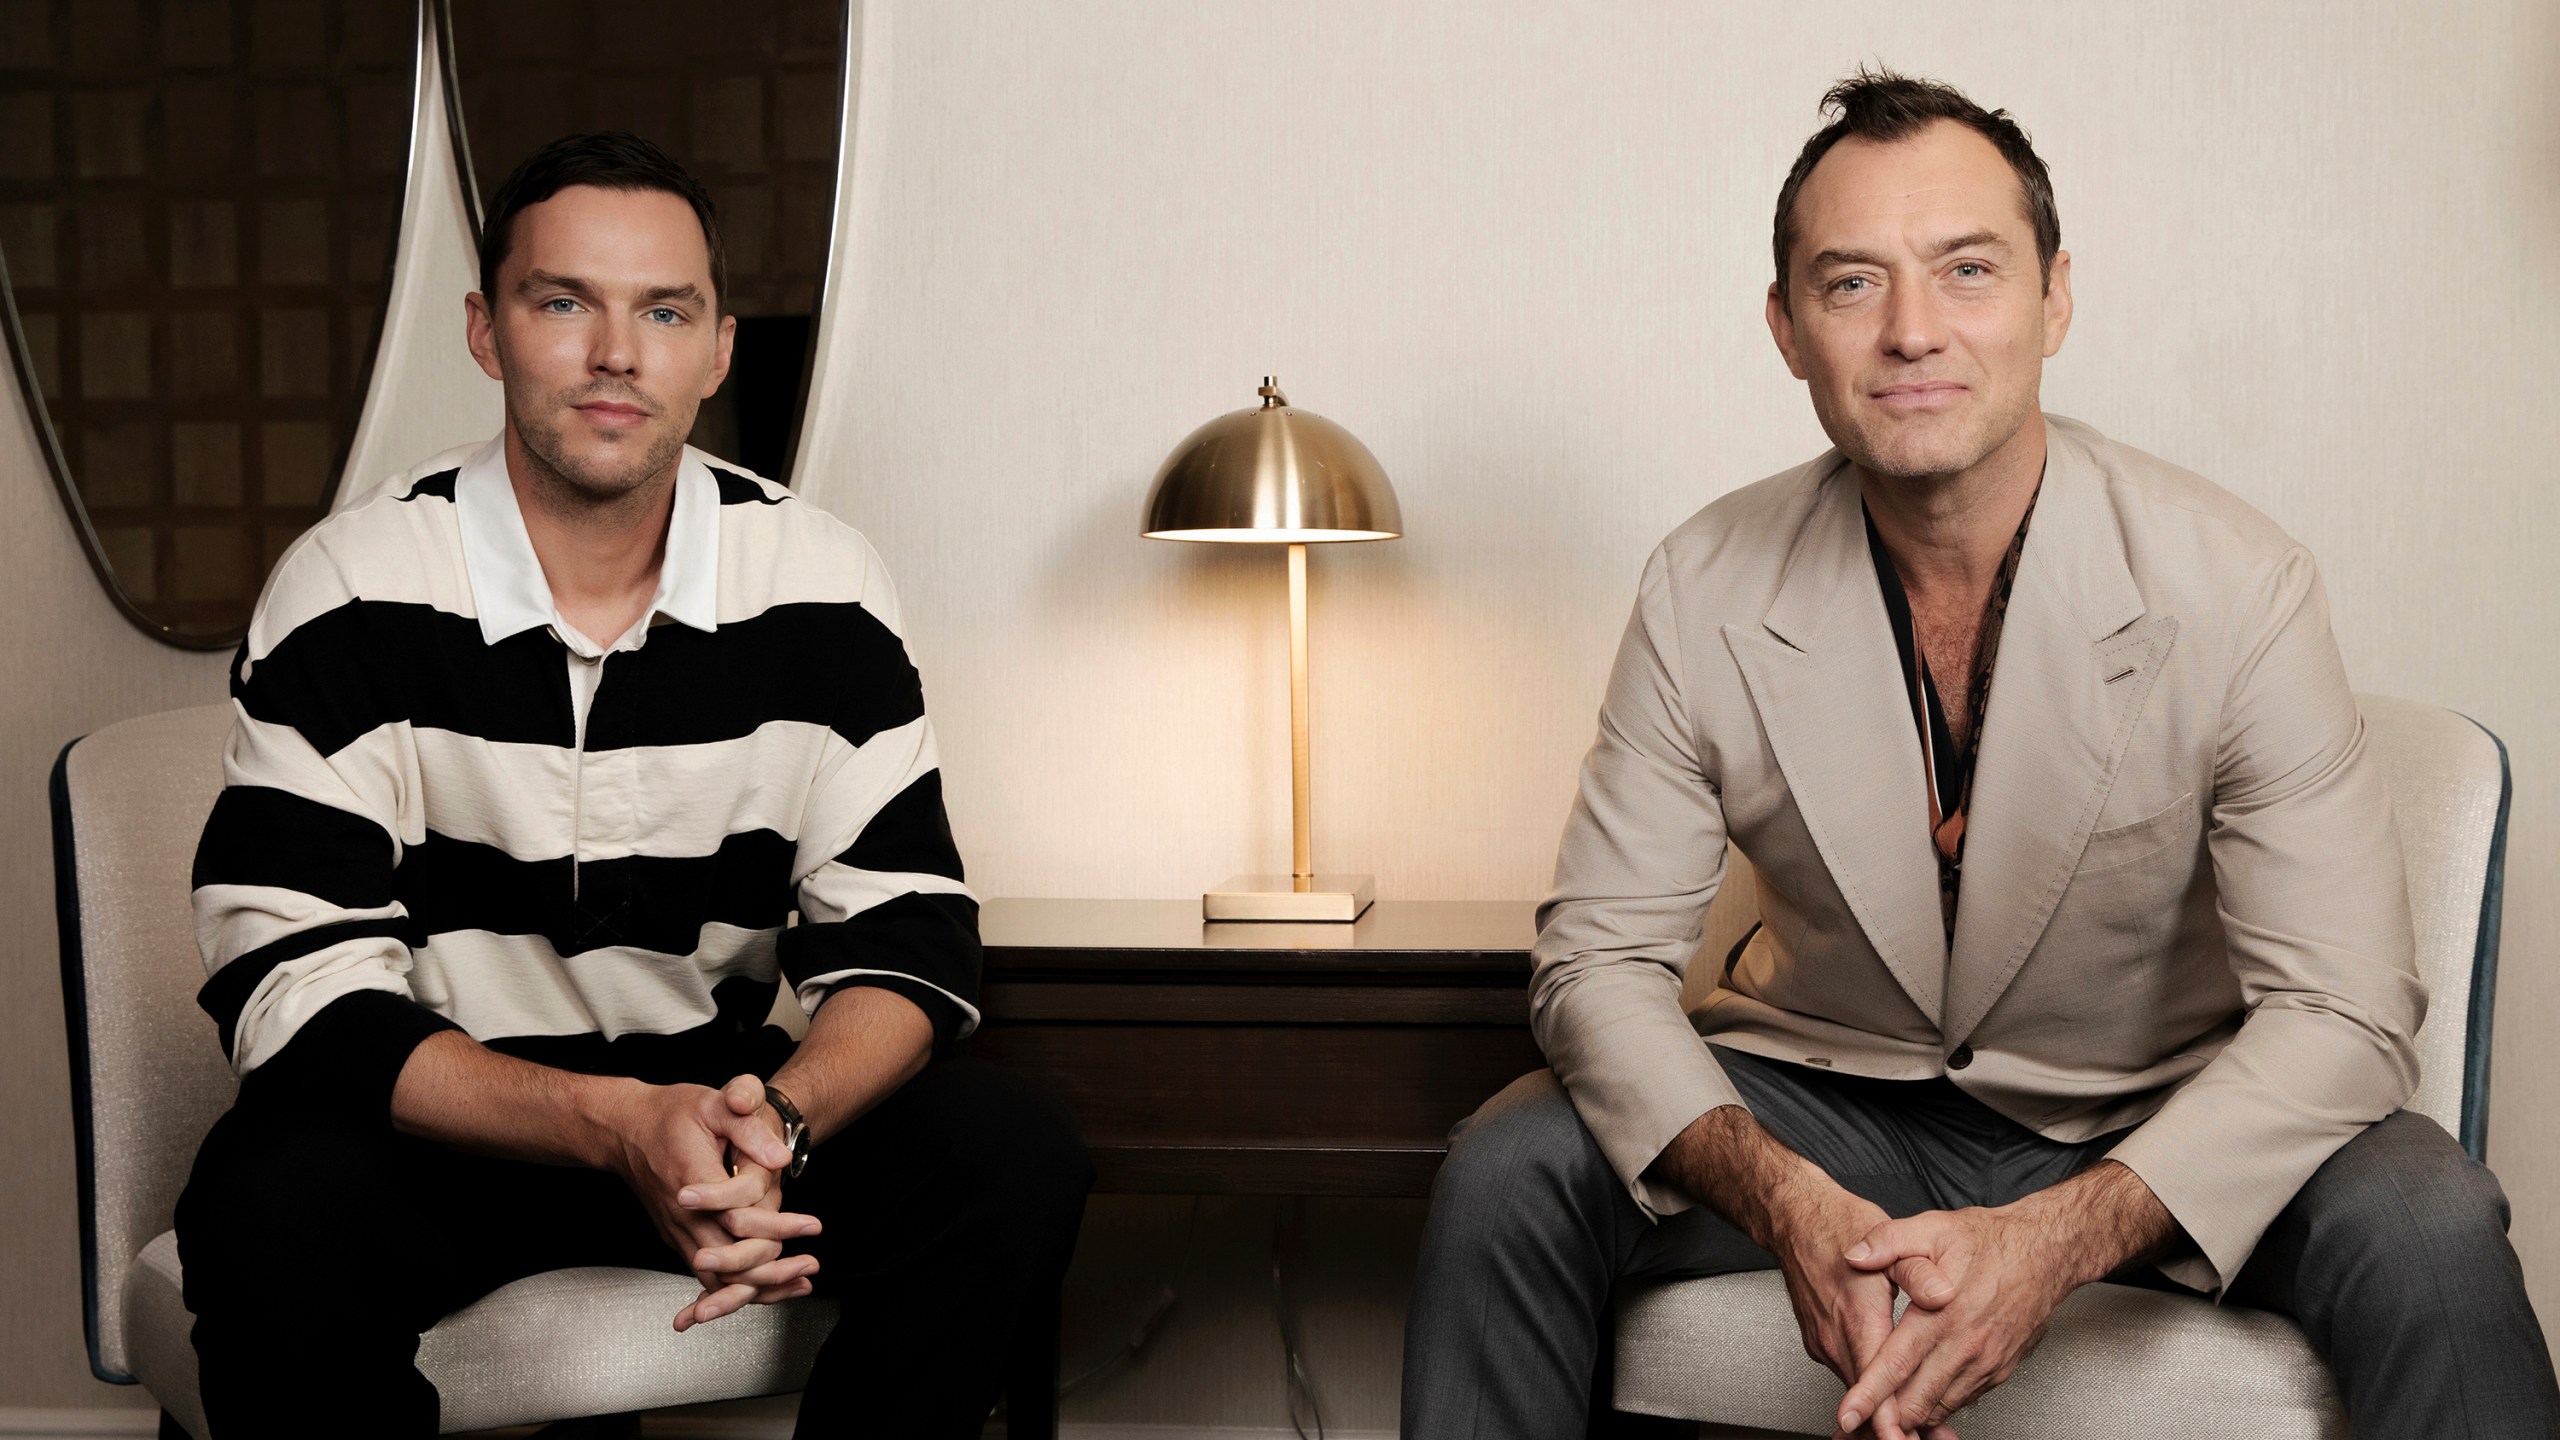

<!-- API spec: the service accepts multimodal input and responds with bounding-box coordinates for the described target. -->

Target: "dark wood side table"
[973,898,1544,1197]
[971,899,1692,1440]
[974,900,1542,1437]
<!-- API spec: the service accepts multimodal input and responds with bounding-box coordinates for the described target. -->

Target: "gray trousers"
[1403,1048,2560,1438]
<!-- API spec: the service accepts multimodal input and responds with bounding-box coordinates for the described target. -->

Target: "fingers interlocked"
[669,1073,824,1332]
[1832,1207,2062,1440]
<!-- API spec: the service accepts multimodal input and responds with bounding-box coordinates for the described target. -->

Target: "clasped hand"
[603,1074,823,1332]
[1780,1191,2077,1440]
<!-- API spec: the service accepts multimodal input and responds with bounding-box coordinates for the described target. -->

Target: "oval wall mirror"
[0,0,419,647]
[444,0,845,487]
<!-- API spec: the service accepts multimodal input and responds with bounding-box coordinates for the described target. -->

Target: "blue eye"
[543,297,578,313]
[1835,276,1869,293]
[1953,263,1986,278]
[648,307,680,324]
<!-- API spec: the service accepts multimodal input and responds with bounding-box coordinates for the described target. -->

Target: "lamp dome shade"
[1141,380,1402,543]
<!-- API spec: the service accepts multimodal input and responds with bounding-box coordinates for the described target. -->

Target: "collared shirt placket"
[566,643,603,903]
[557,621,648,907]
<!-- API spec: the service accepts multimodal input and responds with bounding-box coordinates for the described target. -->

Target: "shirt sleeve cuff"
[239,988,460,1126]
[2103,1125,2245,1294]
[1559,1039,1748,1220]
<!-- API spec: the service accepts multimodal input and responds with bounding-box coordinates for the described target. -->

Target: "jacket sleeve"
[2104,546,2424,1292]
[1531,544,1743,1218]
[191,554,458,1119]
[777,557,981,1053]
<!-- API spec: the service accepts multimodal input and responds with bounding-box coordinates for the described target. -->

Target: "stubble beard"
[1819,379,2038,489]
[511,381,694,517]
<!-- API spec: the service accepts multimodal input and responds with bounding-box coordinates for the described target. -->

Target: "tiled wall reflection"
[0,0,411,639]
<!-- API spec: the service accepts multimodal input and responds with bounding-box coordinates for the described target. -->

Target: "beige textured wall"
[0,352,231,1407]
[797,0,2560,1376]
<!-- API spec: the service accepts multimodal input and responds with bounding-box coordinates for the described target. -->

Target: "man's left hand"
[1832,1161,2177,1440]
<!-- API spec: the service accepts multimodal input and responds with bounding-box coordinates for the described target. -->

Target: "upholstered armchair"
[1609,694,2511,1439]
[51,702,1054,1437]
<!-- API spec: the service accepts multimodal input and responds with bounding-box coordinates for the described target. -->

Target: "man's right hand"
[1763,1167,1901,1395]
[1649,1106,1936,1438]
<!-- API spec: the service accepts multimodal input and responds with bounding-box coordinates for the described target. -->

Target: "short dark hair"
[478,131,727,312]
[1771,68,2059,309]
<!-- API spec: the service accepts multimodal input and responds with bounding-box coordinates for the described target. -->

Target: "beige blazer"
[1532,415,2421,1291]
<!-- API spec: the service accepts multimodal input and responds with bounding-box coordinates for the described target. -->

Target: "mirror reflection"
[0,0,415,644]
[446,0,844,485]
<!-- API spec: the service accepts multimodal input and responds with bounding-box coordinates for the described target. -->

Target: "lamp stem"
[1288,542,1313,888]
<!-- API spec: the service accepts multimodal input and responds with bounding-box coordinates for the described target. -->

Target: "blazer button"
[1948,1043,1974,1070]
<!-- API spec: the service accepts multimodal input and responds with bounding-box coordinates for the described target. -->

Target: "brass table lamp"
[1144,378,1403,921]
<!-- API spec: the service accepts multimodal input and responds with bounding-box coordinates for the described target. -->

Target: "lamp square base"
[1202,874,1377,923]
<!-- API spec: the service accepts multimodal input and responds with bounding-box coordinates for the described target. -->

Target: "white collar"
[452,435,721,650]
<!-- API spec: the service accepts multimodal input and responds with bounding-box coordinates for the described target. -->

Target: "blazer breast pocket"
[2077,792,2199,875]
[2063,791,2206,963]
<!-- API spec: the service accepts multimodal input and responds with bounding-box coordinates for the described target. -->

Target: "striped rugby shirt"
[190,435,980,1100]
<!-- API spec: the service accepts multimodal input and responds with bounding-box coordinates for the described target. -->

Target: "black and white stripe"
[191,440,981,1075]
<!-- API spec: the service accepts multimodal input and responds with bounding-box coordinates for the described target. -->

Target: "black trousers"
[175,1037,1092,1439]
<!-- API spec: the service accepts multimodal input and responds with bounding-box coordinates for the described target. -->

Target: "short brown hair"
[480,131,727,313]
[1771,68,2059,308]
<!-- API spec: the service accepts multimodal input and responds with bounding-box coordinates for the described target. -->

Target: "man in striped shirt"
[174,132,1091,1437]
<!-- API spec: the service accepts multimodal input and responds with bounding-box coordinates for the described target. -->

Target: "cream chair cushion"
[123,1232,840,1437]
[1616,1271,2343,1438]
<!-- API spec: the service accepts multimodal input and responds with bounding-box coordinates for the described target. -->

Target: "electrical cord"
[1058,1282,1178,1395]
[1057,1196,1200,1398]
[1272,1197,1327,1440]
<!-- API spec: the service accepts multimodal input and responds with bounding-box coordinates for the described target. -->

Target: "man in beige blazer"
[1402,70,2556,1440]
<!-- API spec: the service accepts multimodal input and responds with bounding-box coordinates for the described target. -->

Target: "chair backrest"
[52,703,239,1384]
[2358,693,2509,1155]
[1679,694,2510,1157]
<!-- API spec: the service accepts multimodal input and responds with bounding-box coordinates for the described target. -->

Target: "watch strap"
[764,1083,812,1179]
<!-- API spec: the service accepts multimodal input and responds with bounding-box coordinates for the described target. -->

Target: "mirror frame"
[432,0,484,247]
[1,0,429,650]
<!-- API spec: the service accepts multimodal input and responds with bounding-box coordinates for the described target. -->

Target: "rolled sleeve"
[784,585,982,1052]
[238,988,461,1122]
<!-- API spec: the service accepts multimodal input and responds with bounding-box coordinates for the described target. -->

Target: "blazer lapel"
[1943,429,2178,1043]
[1726,460,1949,1025]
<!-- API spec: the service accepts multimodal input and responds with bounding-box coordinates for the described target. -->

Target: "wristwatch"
[764,1083,812,1179]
